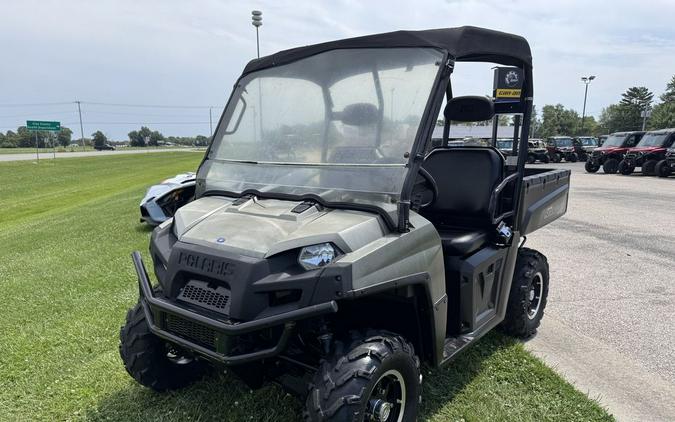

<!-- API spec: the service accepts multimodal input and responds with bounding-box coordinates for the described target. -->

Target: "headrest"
[337,103,379,126]
[444,96,495,122]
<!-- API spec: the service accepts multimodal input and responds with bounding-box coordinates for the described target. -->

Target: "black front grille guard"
[131,251,338,365]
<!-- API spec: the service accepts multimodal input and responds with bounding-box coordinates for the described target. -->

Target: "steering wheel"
[413,167,438,209]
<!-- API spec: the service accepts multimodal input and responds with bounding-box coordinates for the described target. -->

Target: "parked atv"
[546,136,577,162]
[527,139,550,163]
[140,172,196,226]
[656,144,675,177]
[573,136,599,161]
[584,131,644,173]
[119,27,570,421]
[618,129,675,175]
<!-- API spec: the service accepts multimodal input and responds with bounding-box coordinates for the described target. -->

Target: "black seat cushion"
[438,228,489,256]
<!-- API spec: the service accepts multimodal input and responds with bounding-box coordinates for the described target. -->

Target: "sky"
[1,0,674,140]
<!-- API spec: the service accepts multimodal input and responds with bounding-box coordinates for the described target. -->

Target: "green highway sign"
[26,120,61,131]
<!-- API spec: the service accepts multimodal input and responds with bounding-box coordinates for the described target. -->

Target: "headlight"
[298,243,337,270]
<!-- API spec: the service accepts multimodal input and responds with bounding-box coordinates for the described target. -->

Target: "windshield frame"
[636,132,672,148]
[198,47,449,230]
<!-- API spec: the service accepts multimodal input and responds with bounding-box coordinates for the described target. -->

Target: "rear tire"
[585,160,600,173]
[527,154,536,164]
[500,248,549,339]
[642,159,657,176]
[656,160,672,177]
[305,331,420,422]
[618,160,634,175]
[119,303,208,391]
[602,158,619,174]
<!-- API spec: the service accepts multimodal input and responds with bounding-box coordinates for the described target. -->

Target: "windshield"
[579,138,597,146]
[552,137,573,147]
[602,134,626,147]
[637,133,670,147]
[201,48,443,219]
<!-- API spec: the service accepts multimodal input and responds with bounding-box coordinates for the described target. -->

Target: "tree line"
[2,75,674,148]
[0,124,210,149]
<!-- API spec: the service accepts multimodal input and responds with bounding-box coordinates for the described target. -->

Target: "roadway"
[0,148,201,162]
[524,162,675,421]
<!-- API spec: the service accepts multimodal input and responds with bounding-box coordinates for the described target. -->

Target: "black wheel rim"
[366,370,406,421]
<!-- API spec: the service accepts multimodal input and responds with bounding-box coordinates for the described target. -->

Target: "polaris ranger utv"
[573,136,599,161]
[546,136,577,162]
[120,27,570,421]
[618,129,675,175]
[585,131,644,173]
[527,139,550,163]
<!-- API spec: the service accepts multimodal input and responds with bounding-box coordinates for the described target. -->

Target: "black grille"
[165,314,216,348]
[177,280,231,314]
[592,150,602,157]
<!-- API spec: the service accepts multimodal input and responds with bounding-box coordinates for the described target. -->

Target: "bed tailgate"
[518,168,571,235]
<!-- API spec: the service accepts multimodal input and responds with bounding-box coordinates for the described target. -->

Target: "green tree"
[530,105,542,137]
[91,131,108,147]
[540,104,580,137]
[128,126,153,147]
[148,130,164,146]
[617,86,654,131]
[648,75,675,130]
[57,127,73,147]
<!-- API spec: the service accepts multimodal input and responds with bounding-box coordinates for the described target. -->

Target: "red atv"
[618,129,675,175]
[585,131,644,174]
[546,136,577,162]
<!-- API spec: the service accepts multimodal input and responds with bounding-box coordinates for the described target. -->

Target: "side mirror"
[444,96,495,122]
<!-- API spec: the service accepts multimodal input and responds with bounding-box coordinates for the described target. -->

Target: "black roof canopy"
[243,26,532,77]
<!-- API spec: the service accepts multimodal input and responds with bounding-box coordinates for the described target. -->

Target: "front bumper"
[132,251,338,365]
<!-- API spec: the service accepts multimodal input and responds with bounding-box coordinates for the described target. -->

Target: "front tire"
[585,160,600,173]
[119,303,207,391]
[656,160,672,177]
[568,153,578,163]
[642,159,657,176]
[618,160,634,175]
[500,248,549,338]
[305,331,420,422]
[602,158,619,174]
[552,153,562,163]
[527,154,536,164]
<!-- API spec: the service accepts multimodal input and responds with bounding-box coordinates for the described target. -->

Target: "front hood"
[627,146,664,154]
[595,146,626,153]
[172,196,386,259]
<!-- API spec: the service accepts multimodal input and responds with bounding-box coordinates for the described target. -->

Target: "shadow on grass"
[85,333,507,422]
[134,223,154,234]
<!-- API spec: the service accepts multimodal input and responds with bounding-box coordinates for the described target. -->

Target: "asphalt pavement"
[0,148,199,162]
[524,162,675,421]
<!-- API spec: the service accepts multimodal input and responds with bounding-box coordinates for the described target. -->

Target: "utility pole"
[641,108,651,130]
[580,75,596,135]
[75,100,85,150]
[209,107,213,137]
[252,11,262,58]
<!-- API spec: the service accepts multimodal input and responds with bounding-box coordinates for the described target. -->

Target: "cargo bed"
[518,168,570,235]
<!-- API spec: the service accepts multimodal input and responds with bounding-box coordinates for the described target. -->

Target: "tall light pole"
[580,75,596,134]
[251,10,262,58]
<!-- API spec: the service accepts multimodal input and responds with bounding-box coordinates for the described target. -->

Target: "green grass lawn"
[0,146,196,154]
[0,153,613,421]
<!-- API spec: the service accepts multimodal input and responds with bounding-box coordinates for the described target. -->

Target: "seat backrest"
[421,147,503,227]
